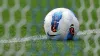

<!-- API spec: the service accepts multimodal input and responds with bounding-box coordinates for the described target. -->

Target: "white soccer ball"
[44,8,79,40]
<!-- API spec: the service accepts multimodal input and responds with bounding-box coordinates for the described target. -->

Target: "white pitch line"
[77,29,100,35]
[0,35,47,43]
[0,29,100,43]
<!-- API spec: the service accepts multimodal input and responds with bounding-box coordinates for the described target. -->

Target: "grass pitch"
[0,0,100,56]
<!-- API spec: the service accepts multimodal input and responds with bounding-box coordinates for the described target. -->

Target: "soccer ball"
[44,8,79,40]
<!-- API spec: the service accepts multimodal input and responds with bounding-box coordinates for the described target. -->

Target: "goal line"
[0,29,100,43]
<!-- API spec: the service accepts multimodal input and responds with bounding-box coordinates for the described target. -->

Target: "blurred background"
[0,0,100,56]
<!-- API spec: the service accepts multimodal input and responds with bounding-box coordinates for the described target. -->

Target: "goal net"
[0,0,100,56]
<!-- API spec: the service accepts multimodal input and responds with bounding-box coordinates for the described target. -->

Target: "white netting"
[0,0,100,56]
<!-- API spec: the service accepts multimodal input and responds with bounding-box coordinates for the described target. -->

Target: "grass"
[0,0,100,56]
[0,39,84,56]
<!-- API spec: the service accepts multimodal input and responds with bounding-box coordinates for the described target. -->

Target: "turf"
[0,0,99,56]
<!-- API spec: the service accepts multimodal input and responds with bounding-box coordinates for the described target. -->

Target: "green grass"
[0,0,100,56]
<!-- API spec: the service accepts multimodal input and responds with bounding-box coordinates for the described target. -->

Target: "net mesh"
[0,0,100,56]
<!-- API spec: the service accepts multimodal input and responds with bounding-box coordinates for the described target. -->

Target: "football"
[44,8,79,40]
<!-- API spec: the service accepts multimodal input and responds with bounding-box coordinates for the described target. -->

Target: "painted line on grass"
[0,29,100,43]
